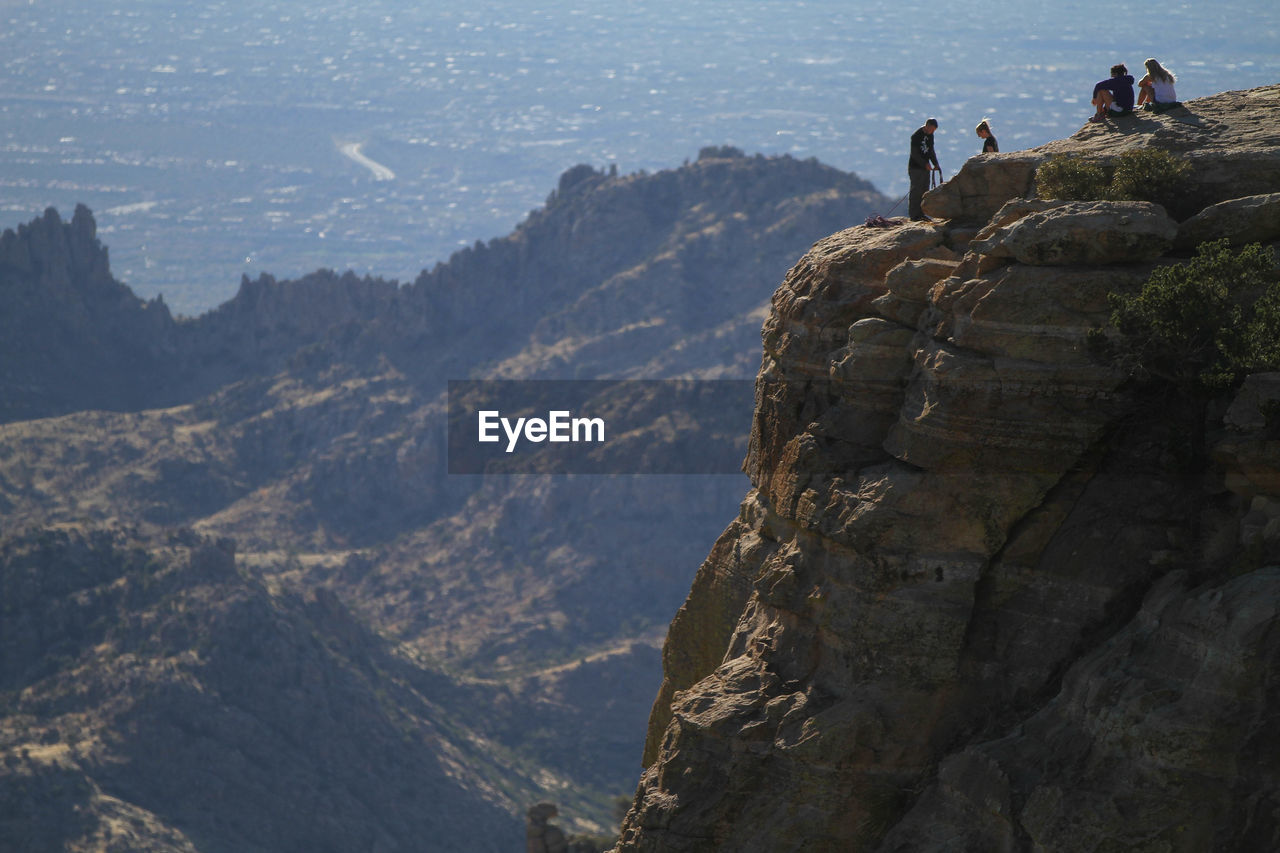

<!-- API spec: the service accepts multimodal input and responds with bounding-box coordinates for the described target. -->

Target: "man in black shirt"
[908,118,941,221]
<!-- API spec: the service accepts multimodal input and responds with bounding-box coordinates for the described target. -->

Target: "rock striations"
[619,85,1280,851]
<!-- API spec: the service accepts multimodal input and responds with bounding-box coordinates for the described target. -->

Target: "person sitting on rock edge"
[908,118,941,221]
[1089,63,1136,123]
[1137,58,1179,109]
[976,118,998,153]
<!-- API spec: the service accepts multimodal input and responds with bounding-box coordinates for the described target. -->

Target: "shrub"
[1106,148,1192,209]
[1109,239,1280,395]
[1035,154,1108,201]
[1035,149,1192,210]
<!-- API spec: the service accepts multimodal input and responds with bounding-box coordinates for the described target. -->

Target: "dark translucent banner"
[447,380,755,474]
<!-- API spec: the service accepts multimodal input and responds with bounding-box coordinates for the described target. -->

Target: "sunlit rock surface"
[620,85,1280,852]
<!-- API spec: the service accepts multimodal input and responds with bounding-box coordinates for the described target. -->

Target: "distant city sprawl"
[2,0,1276,313]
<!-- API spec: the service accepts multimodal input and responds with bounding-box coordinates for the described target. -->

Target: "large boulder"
[969,200,1177,266]
[921,154,1041,226]
[1176,191,1280,249]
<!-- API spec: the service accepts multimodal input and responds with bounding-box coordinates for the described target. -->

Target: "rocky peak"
[554,163,613,200]
[1,204,108,284]
[619,85,1280,851]
[0,206,177,421]
[1,153,889,424]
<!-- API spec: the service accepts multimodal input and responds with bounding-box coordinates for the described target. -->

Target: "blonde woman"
[975,119,998,153]
[1138,58,1178,107]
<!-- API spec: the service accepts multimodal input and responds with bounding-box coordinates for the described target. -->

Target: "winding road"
[338,141,395,181]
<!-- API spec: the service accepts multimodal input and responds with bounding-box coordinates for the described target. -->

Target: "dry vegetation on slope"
[0,150,888,847]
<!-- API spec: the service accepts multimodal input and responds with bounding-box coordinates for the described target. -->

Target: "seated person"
[1137,58,1179,109]
[1090,63,1136,123]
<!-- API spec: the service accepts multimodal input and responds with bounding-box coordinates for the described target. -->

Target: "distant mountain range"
[0,148,887,849]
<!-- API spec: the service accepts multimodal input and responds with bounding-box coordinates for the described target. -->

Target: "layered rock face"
[620,85,1280,851]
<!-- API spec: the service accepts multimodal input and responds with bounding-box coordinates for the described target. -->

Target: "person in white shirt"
[1137,58,1179,108]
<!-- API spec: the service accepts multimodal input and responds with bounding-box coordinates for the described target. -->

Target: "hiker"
[1089,63,1136,123]
[908,118,941,221]
[975,118,998,153]
[1137,58,1179,109]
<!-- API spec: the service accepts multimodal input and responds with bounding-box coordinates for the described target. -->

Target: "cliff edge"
[619,84,1280,851]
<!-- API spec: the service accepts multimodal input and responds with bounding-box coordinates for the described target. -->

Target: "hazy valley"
[0,149,887,850]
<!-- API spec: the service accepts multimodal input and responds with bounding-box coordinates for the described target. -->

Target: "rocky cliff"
[619,84,1280,851]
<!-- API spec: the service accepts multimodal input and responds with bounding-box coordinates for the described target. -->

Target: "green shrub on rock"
[1034,154,1109,201]
[1035,149,1191,211]
[1109,239,1280,395]
[1106,149,1192,210]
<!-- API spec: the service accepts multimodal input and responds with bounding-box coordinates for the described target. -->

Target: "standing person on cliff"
[908,118,941,222]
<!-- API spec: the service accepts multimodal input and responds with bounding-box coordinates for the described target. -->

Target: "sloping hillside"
[0,149,888,841]
[0,529,523,852]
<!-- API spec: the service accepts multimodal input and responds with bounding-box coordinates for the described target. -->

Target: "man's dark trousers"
[908,167,930,220]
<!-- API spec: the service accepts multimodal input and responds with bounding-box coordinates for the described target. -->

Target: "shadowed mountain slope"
[0,149,889,843]
[0,529,524,852]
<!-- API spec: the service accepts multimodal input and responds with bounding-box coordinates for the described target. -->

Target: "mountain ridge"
[1,148,886,426]
[0,148,888,846]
